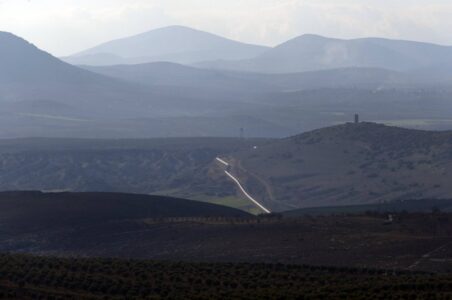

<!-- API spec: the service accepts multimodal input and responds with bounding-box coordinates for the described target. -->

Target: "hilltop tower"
[240,127,245,139]
[354,114,359,124]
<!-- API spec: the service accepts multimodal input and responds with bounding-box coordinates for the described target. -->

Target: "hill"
[64,26,269,66]
[4,31,452,139]
[85,63,418,92]
[0,32,281,139]
[2,125,452,212]
[0,31,220,119]
[227,122,452,210]
[0,31,154,118]
[3,125,452,212]
[0,137,271,213]
[82,63,452,134]
[0,191,249,230]
[82,62,273,94]
[198,34,452,73]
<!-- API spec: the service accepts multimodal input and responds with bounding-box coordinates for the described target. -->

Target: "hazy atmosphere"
[1,0,452,55]
[2,1,452,299]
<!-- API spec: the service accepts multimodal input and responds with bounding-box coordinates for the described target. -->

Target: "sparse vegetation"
[0,138,267,213]
[1,253,452,299]
[238,122,452,208]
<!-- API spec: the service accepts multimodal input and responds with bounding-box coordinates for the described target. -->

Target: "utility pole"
[240,127,244,139]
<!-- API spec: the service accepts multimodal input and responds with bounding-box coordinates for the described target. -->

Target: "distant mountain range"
[197,34,452,73]
[63,26,452,75]
[0,31,278,138]
[84,63,423,91]
[2,28,452,139]
[82,62,273,94]
[0,31,210,120]
[63,26,269,66]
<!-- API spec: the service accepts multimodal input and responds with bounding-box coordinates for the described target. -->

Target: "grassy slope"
[0,137,270,213]
[235,122,452,210]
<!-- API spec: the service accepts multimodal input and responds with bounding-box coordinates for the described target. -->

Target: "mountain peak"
[154,25,199,32]
[283,33,339,45]
[67,25,269,66]
[0,31,47,64]
[0,31,34,48]
[298,33,329,40]
[135,25,205,37]
[0,31,101,86]
[0,31,18,39]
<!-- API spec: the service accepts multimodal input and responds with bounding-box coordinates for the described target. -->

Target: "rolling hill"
[3,124,452,213]
[0,137,272,213]
[84,63,418,92]
[0,191,255,256]
[0,31,283,138]
[64,25,269,66]
[0,191,250,229]
[82,62,274,95]
[0,31,214,119]
[0,31,145,118]
[227,122,452,210]
[198,34,452,74]
[3,30,452,139]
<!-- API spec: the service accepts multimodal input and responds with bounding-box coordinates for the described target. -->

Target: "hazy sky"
[1,0,452,56]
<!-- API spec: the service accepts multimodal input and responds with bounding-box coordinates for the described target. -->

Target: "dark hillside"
[0,191,250,231]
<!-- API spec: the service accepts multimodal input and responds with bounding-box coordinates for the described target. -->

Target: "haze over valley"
[2,2,452,298]
[3,26,452,139]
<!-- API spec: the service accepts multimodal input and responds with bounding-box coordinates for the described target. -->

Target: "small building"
[384,214,394,225]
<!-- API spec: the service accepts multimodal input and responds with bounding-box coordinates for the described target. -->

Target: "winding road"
[216,157,271,214]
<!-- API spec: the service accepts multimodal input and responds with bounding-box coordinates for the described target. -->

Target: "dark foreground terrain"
[0,253,450,300]
[2,192,452,273]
